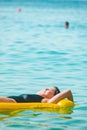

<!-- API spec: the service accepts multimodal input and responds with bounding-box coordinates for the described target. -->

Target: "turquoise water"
[0,0,87,129]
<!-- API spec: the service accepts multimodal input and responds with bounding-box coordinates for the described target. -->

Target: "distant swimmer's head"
[64,21,69,28]
[17,8,22,12]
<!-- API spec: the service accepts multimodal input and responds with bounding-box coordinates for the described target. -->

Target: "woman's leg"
[0,96,16,103]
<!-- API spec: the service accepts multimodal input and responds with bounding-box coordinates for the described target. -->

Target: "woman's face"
[37,87,56,99]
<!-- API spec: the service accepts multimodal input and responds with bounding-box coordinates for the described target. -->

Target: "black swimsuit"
[8,94,44,103]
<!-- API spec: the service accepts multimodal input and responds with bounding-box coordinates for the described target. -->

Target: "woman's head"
[37,87,60,99]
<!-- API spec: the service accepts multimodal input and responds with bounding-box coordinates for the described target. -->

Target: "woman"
[0,87,73,103]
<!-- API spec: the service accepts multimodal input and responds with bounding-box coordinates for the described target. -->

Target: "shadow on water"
[0,107,74,121]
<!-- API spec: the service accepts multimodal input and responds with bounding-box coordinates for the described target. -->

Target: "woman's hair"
[54,86,60,95]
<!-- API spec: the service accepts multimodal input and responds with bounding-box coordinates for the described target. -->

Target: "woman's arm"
[47,90,74,104]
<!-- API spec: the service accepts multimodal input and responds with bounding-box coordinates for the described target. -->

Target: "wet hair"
[54,86,60,95]
[65,21,69,25]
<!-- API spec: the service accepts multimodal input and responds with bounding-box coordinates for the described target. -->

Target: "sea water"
[0,0,87,130]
